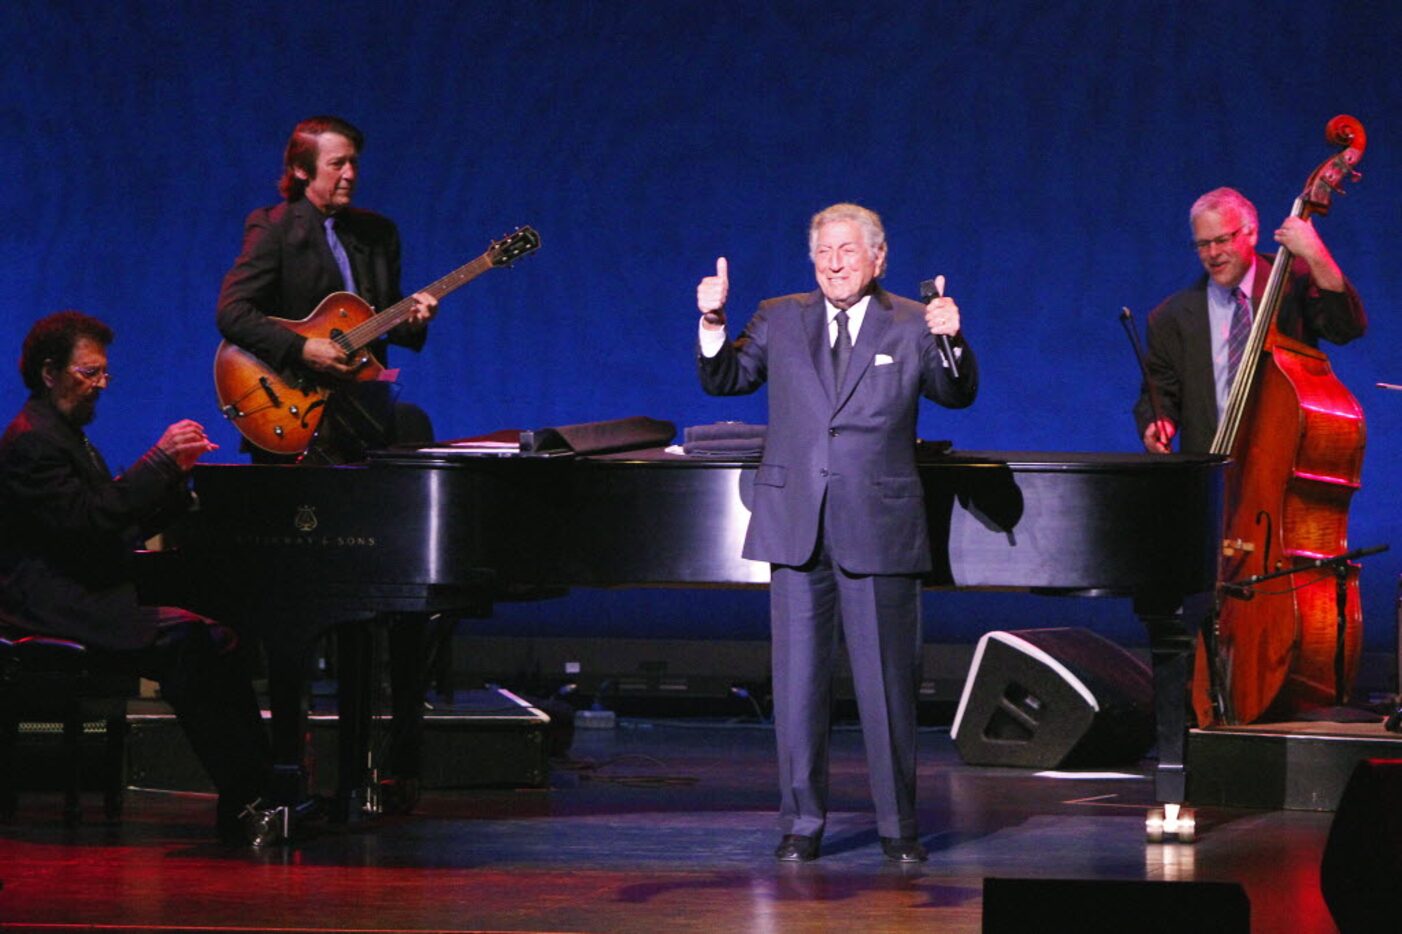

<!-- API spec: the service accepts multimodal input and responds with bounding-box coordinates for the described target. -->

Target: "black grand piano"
[144,446,1224,836]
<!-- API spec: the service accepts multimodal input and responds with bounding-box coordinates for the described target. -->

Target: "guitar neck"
[338,251,494,351]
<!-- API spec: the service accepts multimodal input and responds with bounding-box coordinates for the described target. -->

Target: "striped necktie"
[1226,286,1252,383]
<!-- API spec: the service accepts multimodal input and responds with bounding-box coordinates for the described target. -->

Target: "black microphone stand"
[1217,544,1389,723]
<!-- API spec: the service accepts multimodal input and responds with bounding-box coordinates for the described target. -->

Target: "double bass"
[1192,115,1368,726]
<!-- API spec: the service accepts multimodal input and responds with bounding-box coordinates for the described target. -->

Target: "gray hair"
[1189,187,1258,234]
[808,202,888,278]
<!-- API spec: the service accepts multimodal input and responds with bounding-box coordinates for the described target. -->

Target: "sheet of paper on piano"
[412,428,522,457]
[414,439,521,456]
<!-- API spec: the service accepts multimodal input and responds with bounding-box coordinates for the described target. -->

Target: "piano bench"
[0,633,137,826]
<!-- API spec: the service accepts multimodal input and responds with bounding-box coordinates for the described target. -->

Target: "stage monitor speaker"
[951,628,1153,769]
[1320,758,1402,934]
[982,877,1249,933]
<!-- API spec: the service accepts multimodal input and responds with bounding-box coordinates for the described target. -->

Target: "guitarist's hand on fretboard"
[402,291,439,329]
[302,337,362,377]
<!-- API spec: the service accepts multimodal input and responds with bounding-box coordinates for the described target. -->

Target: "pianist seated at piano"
[0,311,272,843]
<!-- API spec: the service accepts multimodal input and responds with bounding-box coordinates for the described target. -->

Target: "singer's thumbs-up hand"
[697,256,728,329]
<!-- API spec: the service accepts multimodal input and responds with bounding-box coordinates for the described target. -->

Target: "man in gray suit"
[696,203,977,862]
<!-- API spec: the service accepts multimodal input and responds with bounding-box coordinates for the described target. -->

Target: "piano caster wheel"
[1146,804,1196,844]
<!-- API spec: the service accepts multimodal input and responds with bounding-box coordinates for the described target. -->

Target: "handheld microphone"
[919,275,959,379]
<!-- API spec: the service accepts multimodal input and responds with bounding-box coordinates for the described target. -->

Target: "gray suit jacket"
[699,286,977,574]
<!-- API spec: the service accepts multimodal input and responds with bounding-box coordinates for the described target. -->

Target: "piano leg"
[265,638,312,807]
[254,620,383,837]
[1136,588,1211,842]
[264,617,441,827]
[381,614,434,815]
[335,623,375,822]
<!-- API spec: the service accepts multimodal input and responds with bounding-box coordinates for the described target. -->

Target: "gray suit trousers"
[769,527,922,840]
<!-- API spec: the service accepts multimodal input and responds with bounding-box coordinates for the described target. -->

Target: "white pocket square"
[874,353,894,366]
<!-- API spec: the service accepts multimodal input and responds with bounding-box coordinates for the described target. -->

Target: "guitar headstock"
[488,226,542,266]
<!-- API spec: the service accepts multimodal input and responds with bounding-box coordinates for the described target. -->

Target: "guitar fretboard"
[337,253,493,351]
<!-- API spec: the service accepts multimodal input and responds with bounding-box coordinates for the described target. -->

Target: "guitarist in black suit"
[216,116,440,809]
[217,114,438,460]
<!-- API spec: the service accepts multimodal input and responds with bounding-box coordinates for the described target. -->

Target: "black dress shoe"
[879,836,927,862]
[774,834,821,862]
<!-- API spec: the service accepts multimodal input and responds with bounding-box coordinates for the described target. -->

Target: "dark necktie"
[324,216,356,292]
[1226,286,1252,383]
[81,435,108,477]
[832,309,852,392]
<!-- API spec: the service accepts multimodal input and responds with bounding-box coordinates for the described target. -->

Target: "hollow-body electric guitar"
[213,226,539,456]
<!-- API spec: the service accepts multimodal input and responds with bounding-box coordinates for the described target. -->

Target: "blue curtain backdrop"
[2,1,1398,651]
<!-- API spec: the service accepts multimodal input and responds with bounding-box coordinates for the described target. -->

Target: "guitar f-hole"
[301,398,326,429]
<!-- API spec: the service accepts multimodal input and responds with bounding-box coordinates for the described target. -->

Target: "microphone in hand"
[920,274,960,379]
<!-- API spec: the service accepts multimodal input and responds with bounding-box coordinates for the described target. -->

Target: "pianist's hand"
[697,257,728,330]
[156,419,219,471]
[1142,418,1176,454]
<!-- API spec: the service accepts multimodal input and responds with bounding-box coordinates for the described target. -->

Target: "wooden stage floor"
[0,718,1342,933]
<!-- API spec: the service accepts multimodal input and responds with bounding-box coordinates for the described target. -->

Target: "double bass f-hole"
[1220,511,1271,580]
[1254,510,1273,571]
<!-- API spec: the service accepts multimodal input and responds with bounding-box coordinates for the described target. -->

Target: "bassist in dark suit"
[1135,186,1365,454]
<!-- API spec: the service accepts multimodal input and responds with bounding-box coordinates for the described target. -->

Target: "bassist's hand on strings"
[1142,418,1176,454]
[301,337,363,377]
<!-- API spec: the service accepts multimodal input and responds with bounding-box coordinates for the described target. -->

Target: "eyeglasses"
[68,364,112,385]
[1193,226,1246,252]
